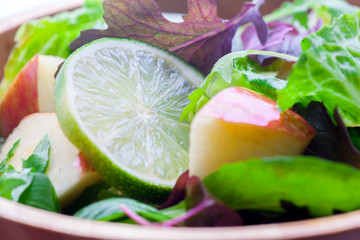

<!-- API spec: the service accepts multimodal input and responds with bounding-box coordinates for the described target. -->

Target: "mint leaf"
[1,0,104,100]
[203,156,360,217]
[0,140,20,174]
[180,50,294,121]
[278,11,360,126]
[22,135,50,173]
[71,0,267,75]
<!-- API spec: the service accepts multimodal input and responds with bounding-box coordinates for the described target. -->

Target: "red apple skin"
[199,87,315,141]
[0,55,39,138]
[0,54,63,138]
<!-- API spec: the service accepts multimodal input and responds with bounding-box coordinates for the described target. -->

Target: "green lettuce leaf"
[180,50,295,121]
[277,11,360,127]
[265,0,358,27]
[0,0,104,100]
[203,156,360,217]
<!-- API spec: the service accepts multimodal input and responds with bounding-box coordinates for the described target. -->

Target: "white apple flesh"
[189,87,315,179]
[0,112,101,207]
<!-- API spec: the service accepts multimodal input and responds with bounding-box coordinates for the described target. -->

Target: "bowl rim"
[1,0,360,239]
[3,195,360,240]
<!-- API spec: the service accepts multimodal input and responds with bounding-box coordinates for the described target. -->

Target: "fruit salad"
[0,0,360,227]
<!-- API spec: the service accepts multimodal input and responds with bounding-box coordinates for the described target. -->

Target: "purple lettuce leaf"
[159,170,189,210]
[241,20,322,65]
[70,0,267,75]
[293,101,360,168]
[184,176,243,227]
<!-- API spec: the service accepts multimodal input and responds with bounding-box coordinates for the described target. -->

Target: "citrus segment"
[55,38,203,202]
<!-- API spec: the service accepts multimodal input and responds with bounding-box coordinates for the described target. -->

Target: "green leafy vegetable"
[277,11,360,127]
[70,0,267,75]
[293,102,360,168]
[74,198,174,222]
[203,156,360,217]
[0,0,104,100]
[22,135,50,173]
[180,50,295,121]
[0,136,59,212]
[349,128,360,151]
[0,140,20,174]
[18,172,59,212]
[265,0,358,27]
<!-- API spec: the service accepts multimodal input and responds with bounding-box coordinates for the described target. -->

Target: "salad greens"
[293,102,360,168]
[204,156,360,217]
[277,11,360,127]
[3,0,360,229]
[0,136,59,212]
[264,0,358,27]
[0,0,104,100]
[180,50,295,121]
[70,0,267,75]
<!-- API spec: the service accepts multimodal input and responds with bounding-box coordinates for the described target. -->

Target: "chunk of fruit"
[189,87,315,178]
[0,54,64,137]
[0,113,101,207]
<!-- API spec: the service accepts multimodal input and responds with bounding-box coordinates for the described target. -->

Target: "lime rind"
[55,38,204,202]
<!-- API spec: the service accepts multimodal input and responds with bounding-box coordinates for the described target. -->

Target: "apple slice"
[0,112,101,207]
[189,87,315,179]
[0,54,64,138]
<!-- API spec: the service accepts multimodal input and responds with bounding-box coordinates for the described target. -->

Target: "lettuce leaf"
[1,0,104,100]
[70,0,267,75]
[265,0,358,28]
[180,50,296,121]
[204,156,360,217]
[277,11,360,126]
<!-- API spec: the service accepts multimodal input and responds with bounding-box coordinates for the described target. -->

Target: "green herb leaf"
[18,172,59,212]
[203,156,360,217]
[74,198,173,222]
[0,140,20,174]
[22,135,50,173]
[0,138,59,212]
[277,11,360,126]
[180,50,294,121]
[0,169,33,201]
[1,0,104,100]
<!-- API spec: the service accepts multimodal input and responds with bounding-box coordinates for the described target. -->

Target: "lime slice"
[55,38,204,202]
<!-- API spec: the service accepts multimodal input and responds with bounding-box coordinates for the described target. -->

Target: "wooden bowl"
[1,1,360,239]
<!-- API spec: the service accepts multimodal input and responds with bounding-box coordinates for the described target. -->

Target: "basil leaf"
[203,156,360,217]
[22,135,50,173]
[0,137,59,212]
[18,172,59,212]
[278,11,360,126]
[0,169,33,201]
[0,140,20,174]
